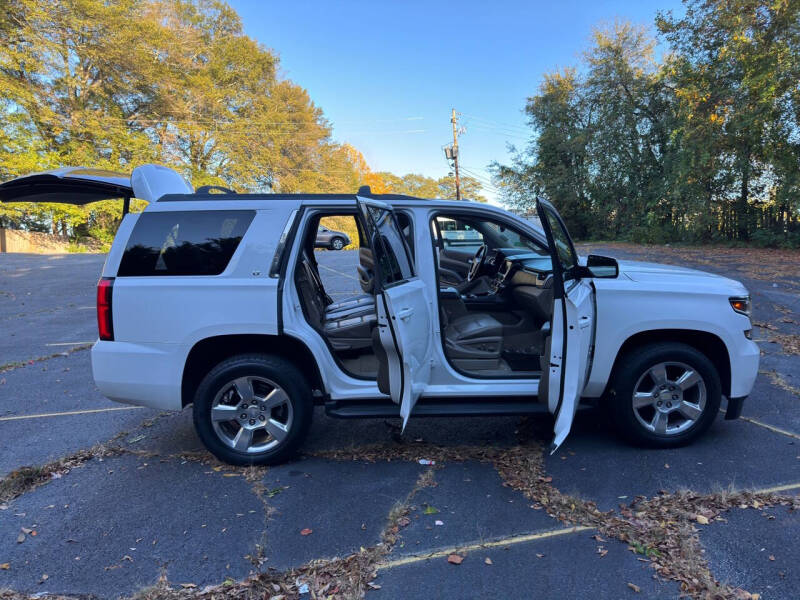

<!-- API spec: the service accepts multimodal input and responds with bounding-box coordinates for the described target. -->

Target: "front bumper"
[729,337,760,399]
[724,396,746,420]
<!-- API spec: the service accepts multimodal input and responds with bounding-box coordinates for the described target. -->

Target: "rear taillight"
[97,277,114,341]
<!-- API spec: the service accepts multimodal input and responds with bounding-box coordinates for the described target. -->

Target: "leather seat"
[296,255,375,351]
[444,312,503,359]
[446,313,503,342]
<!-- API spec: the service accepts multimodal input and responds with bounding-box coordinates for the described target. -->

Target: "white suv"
[0,165,760,465]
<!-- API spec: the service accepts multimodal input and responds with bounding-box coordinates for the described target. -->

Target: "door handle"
[396,308,414,321]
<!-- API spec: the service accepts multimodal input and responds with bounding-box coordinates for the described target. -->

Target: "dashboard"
[489,250,553,293]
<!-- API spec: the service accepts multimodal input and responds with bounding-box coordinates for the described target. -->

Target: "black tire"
[192,354,313,466]
[608,342,721,448]
[330,237,345,251]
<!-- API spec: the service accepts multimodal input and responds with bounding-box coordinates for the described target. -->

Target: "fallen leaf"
[597,546,608,558]
[300,528,313,536]
[592,534,606,542]
[447,554,463,565]
[664,463,670,469]
[39,574,48,583]
[434,520,444,526]
[366,582,381,590]
[769,555,775,561]
[180,583,197,589]
[397,517,411,528]
[695,515,709,525]
[0,563,9,570]
[484,557,493,565]
[423,505,439,515]
[627,582,641,593]
[536,553,545,558]
[16,533,25,544]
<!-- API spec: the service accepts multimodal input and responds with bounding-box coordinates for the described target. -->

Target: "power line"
[458,112,530,133]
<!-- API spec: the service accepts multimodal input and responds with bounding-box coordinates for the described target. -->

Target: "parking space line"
[45,341,94,347]
[752,482,800,495]
[740,416,800,441]
[376,526,591,570]
[0,406,145,422]
[318,264,359,281]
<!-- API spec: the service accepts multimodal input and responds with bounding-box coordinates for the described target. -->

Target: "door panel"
[536,198,595,453]
[378,279,433,424]
[356,196,433,429]
[551,280,595,450]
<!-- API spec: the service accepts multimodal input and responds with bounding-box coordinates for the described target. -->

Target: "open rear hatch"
[0,164,193,211]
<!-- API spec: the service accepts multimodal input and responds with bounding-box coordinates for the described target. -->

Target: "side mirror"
[585,254,619,278]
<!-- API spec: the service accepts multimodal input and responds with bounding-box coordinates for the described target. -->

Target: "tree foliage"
[0,0,483,246]
[493,1,800,247]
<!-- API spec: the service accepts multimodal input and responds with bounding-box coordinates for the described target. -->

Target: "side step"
[325,397,550,419]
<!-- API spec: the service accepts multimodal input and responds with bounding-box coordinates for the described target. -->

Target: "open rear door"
[536,198,595,453]
[0,164,192,209]
[356,196,433,429]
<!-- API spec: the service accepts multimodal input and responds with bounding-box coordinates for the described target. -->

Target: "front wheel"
[608,343,721,448]
[192,354,313,465]
[330,237,345,250]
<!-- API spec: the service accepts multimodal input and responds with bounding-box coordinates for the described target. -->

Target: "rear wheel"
[192,354,313,465]
[608,343,721,448]
[330,237,345,250]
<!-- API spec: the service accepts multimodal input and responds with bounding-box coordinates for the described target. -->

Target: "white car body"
[0,165,760,456]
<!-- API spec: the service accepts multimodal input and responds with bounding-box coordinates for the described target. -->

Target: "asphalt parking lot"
[1,246,799,599]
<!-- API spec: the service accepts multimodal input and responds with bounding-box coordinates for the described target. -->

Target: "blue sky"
[227,0,685,201]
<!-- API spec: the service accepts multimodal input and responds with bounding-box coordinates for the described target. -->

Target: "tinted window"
[118,210,254,276]
[362,205,414,287]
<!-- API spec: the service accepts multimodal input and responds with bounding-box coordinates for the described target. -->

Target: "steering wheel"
[467,244,488,282]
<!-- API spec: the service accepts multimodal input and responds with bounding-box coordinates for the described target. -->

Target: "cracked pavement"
[1,247,799,599]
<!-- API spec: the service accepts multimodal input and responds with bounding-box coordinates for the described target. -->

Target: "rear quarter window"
[118,210,255,276]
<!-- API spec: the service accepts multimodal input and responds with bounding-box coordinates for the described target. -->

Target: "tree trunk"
[737,150,750,241]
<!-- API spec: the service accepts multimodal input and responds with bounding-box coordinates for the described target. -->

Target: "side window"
[435,216,484,252]
[540,206,578,273]
[395,212,414,259]
[118,210,254,276]
[363,205,414,287]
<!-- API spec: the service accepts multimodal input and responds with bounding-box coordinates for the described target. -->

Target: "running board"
[325,397,549,419]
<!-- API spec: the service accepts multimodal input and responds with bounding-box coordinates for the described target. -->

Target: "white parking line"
[740,416,800,440]
[45,341,94,347]
[376,526,592,570]
[0,406,144,422]
[318,264,360,281]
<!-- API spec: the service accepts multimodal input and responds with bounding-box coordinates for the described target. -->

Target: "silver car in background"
[315,225,350,250]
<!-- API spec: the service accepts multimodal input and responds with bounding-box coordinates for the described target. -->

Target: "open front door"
[356,196,433,429]
[536,198,596,453]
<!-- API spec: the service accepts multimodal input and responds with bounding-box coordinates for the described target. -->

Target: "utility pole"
[450,108,461,201]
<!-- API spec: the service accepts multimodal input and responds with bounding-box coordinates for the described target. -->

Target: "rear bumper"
[91,340,183,410]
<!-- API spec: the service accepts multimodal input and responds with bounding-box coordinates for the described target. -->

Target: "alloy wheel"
[210,376,293,453]
[631,361,706,436]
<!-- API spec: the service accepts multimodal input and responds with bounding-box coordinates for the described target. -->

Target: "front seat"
[443,312,504,369]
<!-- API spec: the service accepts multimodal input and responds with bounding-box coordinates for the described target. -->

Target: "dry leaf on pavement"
[447,554,463,565]
[300,528,313,536]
